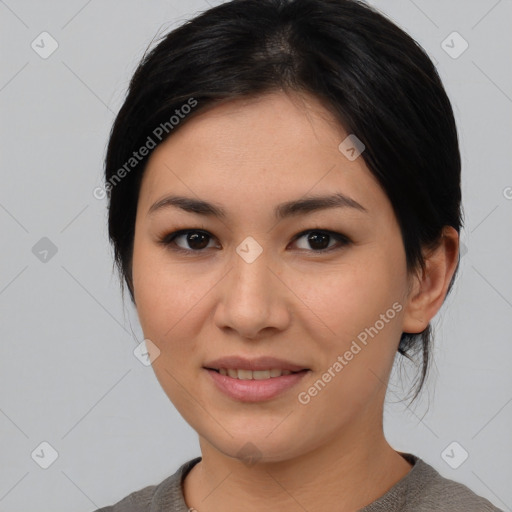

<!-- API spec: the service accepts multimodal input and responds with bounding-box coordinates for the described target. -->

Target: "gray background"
[0,0,511,510]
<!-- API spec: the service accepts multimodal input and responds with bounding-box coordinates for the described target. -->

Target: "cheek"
[132,242,214,367]
[297,268,405,416]
[296,247,407,407]
[132,240,183,341]
[132,237,173,311]
[132,246,203,404]
[301,252,406,340]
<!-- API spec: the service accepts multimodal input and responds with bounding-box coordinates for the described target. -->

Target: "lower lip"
[204,369,309,402]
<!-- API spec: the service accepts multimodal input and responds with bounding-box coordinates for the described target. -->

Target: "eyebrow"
[147,192,367,220]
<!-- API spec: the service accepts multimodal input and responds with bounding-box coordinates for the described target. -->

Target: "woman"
[96,0,502,510]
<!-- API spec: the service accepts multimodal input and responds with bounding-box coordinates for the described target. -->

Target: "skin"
[131,90,459,512]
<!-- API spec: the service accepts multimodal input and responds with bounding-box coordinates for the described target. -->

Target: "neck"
[183,407,412,512]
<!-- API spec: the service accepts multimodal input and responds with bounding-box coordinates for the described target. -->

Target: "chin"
[197,423,318,466]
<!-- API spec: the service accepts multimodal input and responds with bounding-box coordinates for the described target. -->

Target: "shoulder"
[92,456,202,512]
[93,482,156,512]
[365,454,503,512]
[410,457,502,511]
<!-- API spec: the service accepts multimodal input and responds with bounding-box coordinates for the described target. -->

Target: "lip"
[203,355,309,372]
[204,368,310,402]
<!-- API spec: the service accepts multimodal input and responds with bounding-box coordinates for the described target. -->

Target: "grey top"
[94,453,503,511]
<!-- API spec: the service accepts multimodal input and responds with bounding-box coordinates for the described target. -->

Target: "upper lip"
[203,356,309,372]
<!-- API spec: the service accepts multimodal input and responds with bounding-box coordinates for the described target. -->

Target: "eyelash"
[157,227,351,255]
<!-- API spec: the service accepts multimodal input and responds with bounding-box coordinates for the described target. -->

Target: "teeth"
[217,368,295,379]
[253,370,270,380]
[238,369,253,380]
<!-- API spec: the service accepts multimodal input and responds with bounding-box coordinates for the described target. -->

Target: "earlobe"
[401,226,459,334]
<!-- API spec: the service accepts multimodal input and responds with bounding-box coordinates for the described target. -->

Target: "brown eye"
[180,231,211,250]
[159,228,351,255]
[160,230,218,253]
[291,230,351,252]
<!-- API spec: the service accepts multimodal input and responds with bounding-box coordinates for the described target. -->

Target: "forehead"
[137,91,386,219]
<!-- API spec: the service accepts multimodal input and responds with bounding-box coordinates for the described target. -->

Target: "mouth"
[202,356,310,401]
[204,367,308,379]
[202,362,311,402]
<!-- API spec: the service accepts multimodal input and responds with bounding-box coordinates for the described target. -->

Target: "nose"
[213,246,291,340]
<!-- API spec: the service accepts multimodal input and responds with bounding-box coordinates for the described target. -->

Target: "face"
[132,91,415,463]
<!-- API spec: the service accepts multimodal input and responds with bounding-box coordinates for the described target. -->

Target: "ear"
[402,226,460,334]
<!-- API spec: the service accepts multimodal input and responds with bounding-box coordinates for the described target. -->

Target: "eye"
[289,229,351,252]
[158,228,351,254]
[159,229,218,253]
